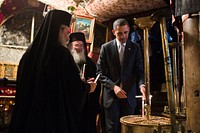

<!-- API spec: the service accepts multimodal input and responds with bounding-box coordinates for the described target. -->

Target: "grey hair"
[113,18,129,29]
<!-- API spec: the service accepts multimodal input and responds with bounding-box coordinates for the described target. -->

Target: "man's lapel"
[123,41,134,68]
[111,39,121,69]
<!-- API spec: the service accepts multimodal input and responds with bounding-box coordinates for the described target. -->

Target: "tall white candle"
[81,64,86,79]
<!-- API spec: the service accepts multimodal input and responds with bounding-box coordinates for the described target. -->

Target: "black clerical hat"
[48,10,72,27]
[69,32,86,46]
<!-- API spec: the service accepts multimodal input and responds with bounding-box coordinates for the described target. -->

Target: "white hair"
[70,48,86,64]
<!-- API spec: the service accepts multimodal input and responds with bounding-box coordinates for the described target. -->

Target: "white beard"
[70,48,86,64]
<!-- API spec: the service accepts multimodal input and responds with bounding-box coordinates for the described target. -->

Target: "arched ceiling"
[0,0,169,23]
[38,0,169,22]
[0,0,44,24]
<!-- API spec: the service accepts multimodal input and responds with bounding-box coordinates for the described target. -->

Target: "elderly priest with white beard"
[68,32,101,133]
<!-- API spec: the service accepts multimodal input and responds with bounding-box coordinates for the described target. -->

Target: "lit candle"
[81,64,86,79]
[142,96,145,117]
[94,73,101,83]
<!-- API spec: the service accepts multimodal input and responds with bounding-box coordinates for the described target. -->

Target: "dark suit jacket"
[97,39,144,109]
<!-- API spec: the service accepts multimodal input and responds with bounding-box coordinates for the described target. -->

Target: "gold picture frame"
[72,15,95,43]
[0,62,18,80]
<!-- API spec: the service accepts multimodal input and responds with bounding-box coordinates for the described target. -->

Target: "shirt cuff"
[140,84,146,88]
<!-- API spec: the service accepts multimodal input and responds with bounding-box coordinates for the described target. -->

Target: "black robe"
[79,57,101,133]
[8,10,85,133]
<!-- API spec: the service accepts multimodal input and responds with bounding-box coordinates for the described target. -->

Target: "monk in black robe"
[68,32,101,133]
[8,10,96,133]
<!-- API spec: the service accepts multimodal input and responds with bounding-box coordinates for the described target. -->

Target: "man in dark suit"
[97,18,146,133]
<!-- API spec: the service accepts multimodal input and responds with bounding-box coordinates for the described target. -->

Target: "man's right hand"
[113,85,127,99]
[88,82,97,93]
